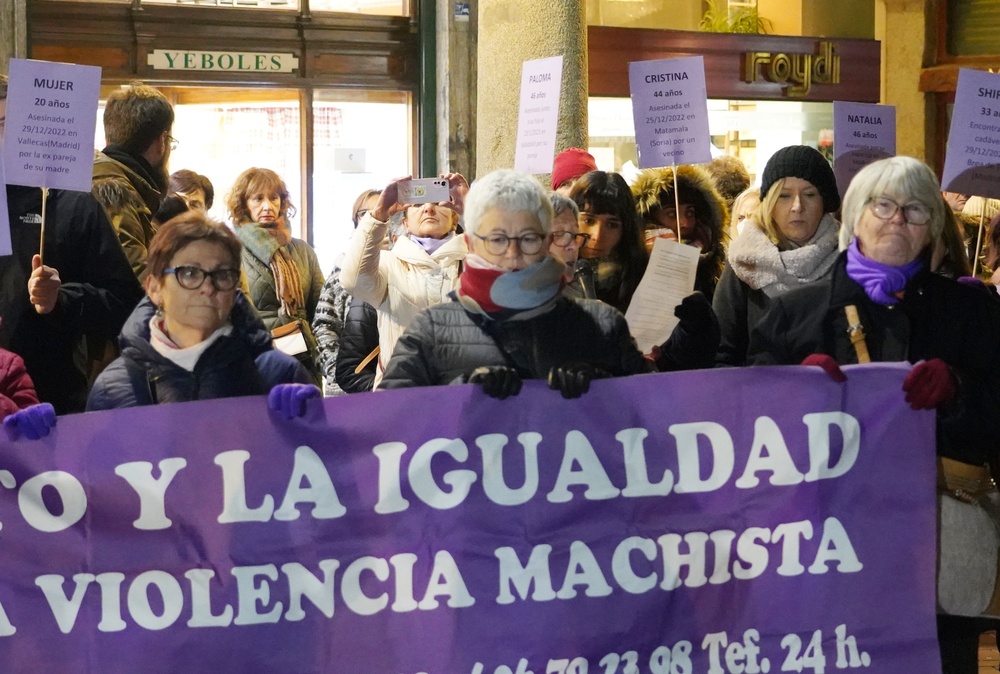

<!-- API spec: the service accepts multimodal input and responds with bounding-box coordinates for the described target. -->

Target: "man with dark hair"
[92,81,175,281]
[0,76,144,413]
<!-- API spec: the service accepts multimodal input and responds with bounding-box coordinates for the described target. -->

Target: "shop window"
[311,90,411,274]
[135,0,408,13]
[947,0,1000,56]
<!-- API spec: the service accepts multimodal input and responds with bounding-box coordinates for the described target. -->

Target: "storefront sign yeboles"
[744,41,841,97]
[628,56,712,169]
[147,50,299,73]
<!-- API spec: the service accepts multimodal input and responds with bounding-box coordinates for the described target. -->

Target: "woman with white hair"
[380,169,651,399]
[747,155,1000,673]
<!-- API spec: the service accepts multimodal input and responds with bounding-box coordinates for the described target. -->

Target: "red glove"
[801,354,846,383]
[902,359,957,410]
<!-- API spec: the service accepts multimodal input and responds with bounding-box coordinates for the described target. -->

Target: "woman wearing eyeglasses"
[747,155,1000,674]
[547,192,594,300]
[380,169,651,399]
[87,213,315,411]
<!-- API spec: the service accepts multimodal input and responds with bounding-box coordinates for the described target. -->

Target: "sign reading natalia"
[2,58,101,192]
[513,55,564,175]
[833,101,896,196]
[942,68,1000,199]
[147,50,300,73]
[0,366,939,673]
[629,56,712,169]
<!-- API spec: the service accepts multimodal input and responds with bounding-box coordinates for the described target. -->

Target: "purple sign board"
[0,365,940,673]
[942,68,1000,199]
[833,101,896,197]
[2,58,101,192]
[514,55,564,175]
[629,56,712,169]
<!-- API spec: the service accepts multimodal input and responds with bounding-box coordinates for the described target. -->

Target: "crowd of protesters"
[3,77,1000,671]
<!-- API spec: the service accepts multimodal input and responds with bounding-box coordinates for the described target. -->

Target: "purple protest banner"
[0,365,939,673]
[833,101,896,197]
[629,56,712,169]
[941,68,1000,199]
[2,58,101,192]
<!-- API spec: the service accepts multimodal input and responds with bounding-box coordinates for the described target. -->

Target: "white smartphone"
[398,178,450,205]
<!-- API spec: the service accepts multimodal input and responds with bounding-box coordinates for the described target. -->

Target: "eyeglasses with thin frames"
[474,231,549,256]
[167,135,179,151]
[867,196,931,226]
[165,266,240,291]
[550,231,590,248]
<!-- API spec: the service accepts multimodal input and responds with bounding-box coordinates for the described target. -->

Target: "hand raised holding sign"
[28,254,61,315]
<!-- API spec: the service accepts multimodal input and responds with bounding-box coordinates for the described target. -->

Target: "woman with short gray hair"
[381,169,650,399]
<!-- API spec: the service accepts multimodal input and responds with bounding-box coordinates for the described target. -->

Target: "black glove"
[547,362,612,399]
[656,292,720,372]
[465,366,522,400]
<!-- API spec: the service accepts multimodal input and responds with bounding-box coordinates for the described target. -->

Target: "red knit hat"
[551,148,598,190]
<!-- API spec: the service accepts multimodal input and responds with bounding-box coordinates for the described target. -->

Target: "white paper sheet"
[624,238,700,354]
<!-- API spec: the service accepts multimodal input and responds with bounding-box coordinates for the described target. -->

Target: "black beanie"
[759,145,841,213]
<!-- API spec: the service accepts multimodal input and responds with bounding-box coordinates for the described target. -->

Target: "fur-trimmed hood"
[631,164,729,299]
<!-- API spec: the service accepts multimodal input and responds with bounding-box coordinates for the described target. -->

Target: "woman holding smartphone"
[339,174,468,388]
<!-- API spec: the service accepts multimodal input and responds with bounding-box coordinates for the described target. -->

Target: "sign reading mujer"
[0,365,939,673]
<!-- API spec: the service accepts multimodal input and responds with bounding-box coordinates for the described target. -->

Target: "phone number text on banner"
[0,364,939,673]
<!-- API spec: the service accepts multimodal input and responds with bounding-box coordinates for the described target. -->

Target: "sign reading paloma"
[744,41,840,97]
[147,50,300,74]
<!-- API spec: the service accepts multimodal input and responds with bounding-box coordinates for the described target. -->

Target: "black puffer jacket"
[380,296,650,389]
[335,298,379,394]
[87,293,312,410]
[748,254,1000,466]
[3,186,143,413]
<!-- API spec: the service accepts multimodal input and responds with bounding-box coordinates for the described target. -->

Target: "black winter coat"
[335,298,379,394]
[712,263,774,368]
[87,294,312,410]
[3,186,143,413]
[747,254,1000,466]
[380,296,650,389]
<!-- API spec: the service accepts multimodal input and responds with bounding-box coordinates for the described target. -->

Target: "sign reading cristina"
[147,50,299,73]
[0,365,940,673]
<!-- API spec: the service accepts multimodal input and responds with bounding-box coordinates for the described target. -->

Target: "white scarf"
[149,316,233,372]
[727,214,840,297]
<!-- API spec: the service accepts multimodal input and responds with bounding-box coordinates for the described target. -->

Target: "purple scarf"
[410,231,455,255]
[846,239,924,305]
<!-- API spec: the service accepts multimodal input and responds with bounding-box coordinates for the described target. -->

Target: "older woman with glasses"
[747,156,1000,673]
[380,170,653,399]
[87,212,316,414]
[548,191,594,300]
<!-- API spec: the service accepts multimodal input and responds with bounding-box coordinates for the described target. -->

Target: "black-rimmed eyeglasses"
[165,266,240,291]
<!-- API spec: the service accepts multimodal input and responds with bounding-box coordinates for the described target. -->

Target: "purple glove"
[3,403,57,441]
[267,384,321,419]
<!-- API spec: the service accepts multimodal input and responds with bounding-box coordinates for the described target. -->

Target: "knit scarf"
[410,231,455,256]
[237,223,305,319]
[846,238,924,305]
[456,254,565,317]
[728,213,840,297]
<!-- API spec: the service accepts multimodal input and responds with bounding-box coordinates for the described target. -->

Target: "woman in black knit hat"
[712,144,842,366]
